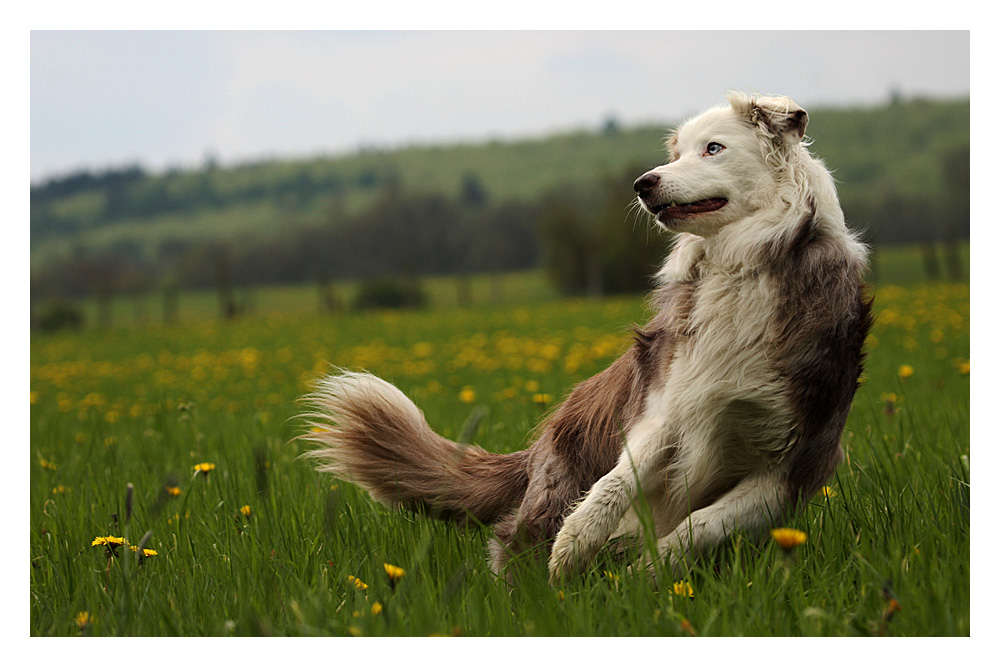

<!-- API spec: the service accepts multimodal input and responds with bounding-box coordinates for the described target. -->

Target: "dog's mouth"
[650,198,728,220]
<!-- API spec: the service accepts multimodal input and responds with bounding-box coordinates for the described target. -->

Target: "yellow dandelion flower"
[166,485,182,497]
[128,545,158,557]
[958,361,970,375]
[532,393,553,407]
[30,391,39,405]
[52,485,70,494]
[557,590,565,601]
[91,535,125,548]
[897,364,914,379]
[371,601,383,615]
[347,626,362,637]
[821,486,837,499]
[672,581,694,598]
[75,611,91,629]
[240,504,251,517]
[347,575,368,591]
[39,458,57,470]
[192,462,216,475]
[383,563,406,587]
[771,527,807,551]
[603,570,620,582]
[92,536,125,557]
[459,387,476,403]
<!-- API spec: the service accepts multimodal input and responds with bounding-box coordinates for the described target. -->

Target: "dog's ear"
[729,93,808,145]
[754,96,808,143]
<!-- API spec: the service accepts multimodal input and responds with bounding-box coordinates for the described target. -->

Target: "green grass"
[29,277,969,636]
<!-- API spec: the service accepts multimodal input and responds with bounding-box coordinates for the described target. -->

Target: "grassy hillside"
[30,96,970,268]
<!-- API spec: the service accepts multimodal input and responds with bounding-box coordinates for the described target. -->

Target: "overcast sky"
[30,30,969,183]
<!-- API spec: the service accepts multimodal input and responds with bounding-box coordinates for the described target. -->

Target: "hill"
[31,97,968,258]
[30,96,969,302]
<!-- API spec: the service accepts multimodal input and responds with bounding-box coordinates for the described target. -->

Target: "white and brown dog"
[302,92,872,581]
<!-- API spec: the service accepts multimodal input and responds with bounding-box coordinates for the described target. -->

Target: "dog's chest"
[656,272,791,458]
[671,272,778,380]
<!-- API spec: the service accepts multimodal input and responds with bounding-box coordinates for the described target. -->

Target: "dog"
[301,92,872,582]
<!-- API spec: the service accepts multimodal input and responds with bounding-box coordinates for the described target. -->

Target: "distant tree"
[539,167,668,296]
[460,171,489,208]
[940,143,970,280]
[601,114,622,135]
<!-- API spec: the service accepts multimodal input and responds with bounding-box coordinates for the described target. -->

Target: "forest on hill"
[30,96,969,307]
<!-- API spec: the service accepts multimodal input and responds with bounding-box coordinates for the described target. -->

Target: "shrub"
[34,300,86,333]
[352,278,427,311]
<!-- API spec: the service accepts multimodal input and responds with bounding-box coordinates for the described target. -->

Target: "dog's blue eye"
[706,142,725,156]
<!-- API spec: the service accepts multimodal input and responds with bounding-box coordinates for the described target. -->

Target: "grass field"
[29,269,970,636]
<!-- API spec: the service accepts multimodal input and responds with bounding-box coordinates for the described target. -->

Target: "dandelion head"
[166,485,182,497]
[240,505,251,517]
[458,387,476,403]
[371,601,383,615]
[897,364,914,379]
[383,563,406,584]
[129,545,158,557]
[672,581,694,598]
[192,462,216,475]
[532,393,553,407]
[91,535,125,548]
[771,527,807,551]
[75,611,91,629]
[347,575,368,591]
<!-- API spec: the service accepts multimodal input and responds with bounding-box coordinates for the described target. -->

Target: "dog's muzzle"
[633,170,727,220]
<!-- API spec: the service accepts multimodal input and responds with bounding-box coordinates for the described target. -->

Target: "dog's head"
[634,93,809,236]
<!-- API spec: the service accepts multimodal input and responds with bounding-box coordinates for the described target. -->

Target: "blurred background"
[29,30,970,330]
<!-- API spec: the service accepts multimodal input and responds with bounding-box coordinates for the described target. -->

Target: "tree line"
[30,144,970,325]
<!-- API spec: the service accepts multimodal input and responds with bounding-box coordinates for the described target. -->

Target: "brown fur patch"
[764,215,873,502]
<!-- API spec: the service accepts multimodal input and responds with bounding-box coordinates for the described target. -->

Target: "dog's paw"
[549,531,576,584]
[548,520,602,583]
[547,532,579,583]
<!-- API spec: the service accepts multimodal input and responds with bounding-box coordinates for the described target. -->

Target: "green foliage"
[539,170,668,297]
[30,276,969,636]
[352,277,428,311]
[33,300,86,334]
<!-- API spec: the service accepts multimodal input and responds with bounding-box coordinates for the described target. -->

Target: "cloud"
[30,30,970,181]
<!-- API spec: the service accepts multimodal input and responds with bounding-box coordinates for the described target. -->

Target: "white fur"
[548,93,866,580]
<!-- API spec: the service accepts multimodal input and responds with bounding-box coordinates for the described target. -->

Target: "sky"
[29,30,970,183]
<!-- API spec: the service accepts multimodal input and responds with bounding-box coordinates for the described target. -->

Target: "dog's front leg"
[651,472,789,577]
[548,424,667,582]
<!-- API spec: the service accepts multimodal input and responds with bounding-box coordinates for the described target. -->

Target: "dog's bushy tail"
[300,371,530,525]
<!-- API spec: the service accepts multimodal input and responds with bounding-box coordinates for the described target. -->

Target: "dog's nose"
[633,172,660,198]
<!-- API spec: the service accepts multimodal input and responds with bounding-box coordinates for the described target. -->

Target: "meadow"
[29,270,970,636]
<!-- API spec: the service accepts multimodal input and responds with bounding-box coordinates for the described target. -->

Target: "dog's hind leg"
[490,461,583,581]
[650,472,789,577]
